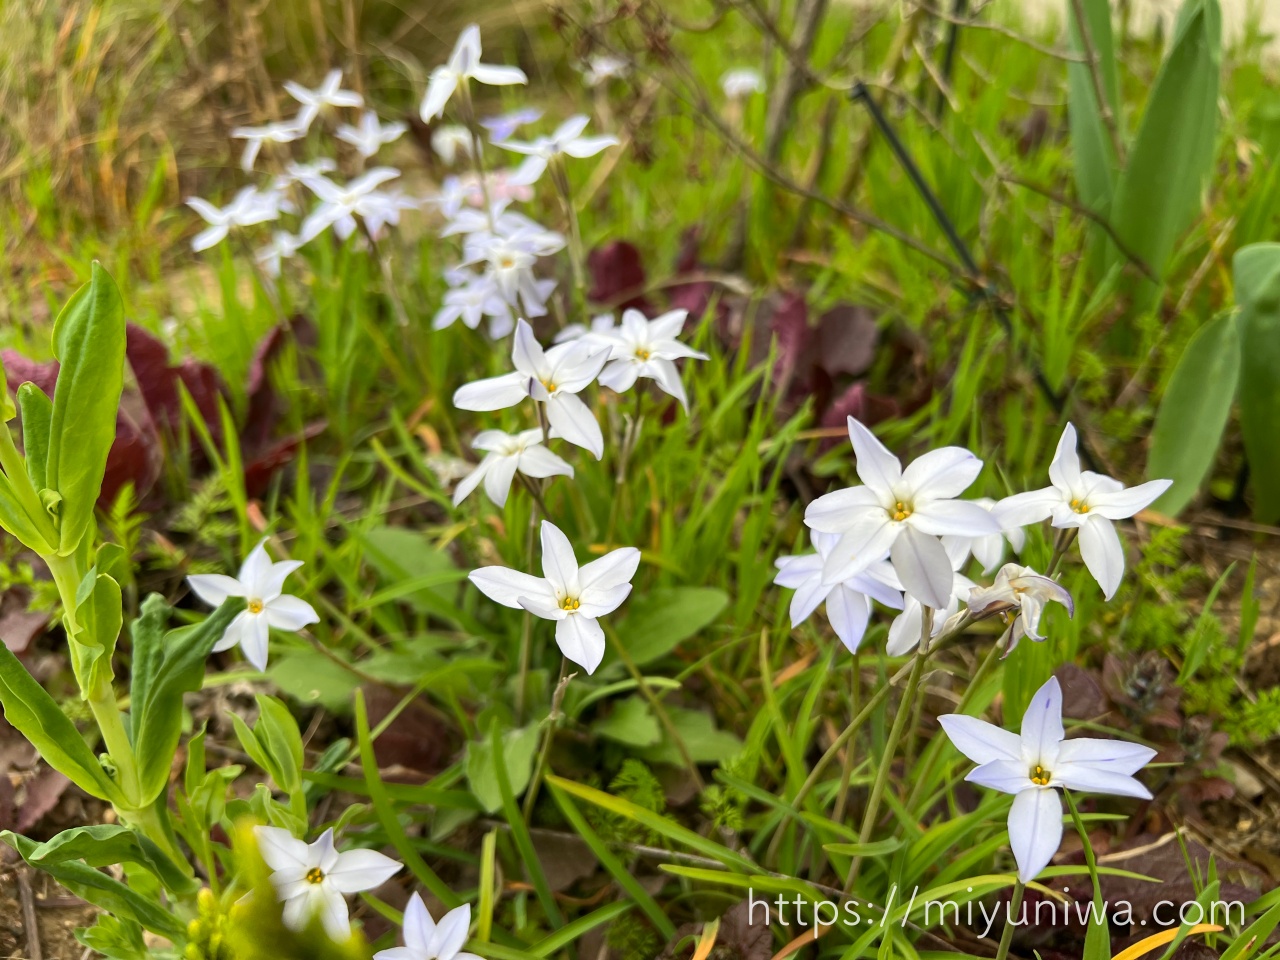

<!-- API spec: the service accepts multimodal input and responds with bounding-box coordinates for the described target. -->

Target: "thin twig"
[908,0,1088,61]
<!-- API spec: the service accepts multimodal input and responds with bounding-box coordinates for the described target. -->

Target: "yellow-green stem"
[994,880,1026,960]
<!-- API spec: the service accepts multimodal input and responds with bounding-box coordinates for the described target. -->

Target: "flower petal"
[556,614,605,674]
[402,892,436,953]
[966,758,1032,794]
[256,826,312,873]
[187,574,246,607]
[803,485,883,534]
[1056,738,1157,776]
[1053,764,1153,799]
[576,583,631,619]
[240,614,271,671]
[1007,787,1063,883]
[482,452,520,507]
[1019,676,1064,766]
[909,499,1001,537]
[469,567,553,609]
[890,525,955,610]
[1086,479,1172,520]
[994,487,1061,527]
[516,445,573,480]
[646,357,689,410]
[900,447,983,500]
[545,393,603,459]
[429,902,472,959]
[452,459,490,506]
[539,521,580,594]
[264,595,320,632]
[453,372,529,411]
[820,518,897,584]
[512,319,547,378]
[1077,515,1126,600]
[318,884,352,941]
[846,417,901,495]
[238,540,275,598]
[1047,423,1082,493]
[937,714,1024,765]
[327,847,403,893]
[579,547,640,594]
[470,63,528,86]
[826,585,872,653]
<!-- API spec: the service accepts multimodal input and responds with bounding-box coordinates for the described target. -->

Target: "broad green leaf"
[1148,312,1240,515]
[70,569,123,696]
[822,838,904,857]
[252,695,304,795]
[466,725,538,814]
[1,831,186,941]
[11,824,196,895]
[127,594,169,744]
[1066,0,1120,214]
[360,526,465,621]
[0,477,55,556]
[593,696,660,747]
[0,355,14,422]
[1235,242,1280,522]
[1108,0,1221,302]
[0,642,123,803]
[46,262,127,555]
[637,706,743,766]
[17,382,52,492]
[618,587,728,666]
[265,648,360,710]
[132,597,244,805]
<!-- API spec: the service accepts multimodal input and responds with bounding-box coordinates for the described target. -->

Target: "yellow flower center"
[305,867,325,885]
[560,597,581,612]
[540,378,557,394]
[1069,498,1090,514]
[248,599,264,614]
[1030,764,1052,786]
[635,347,651,361]
[891,501,913,522]
[499,255,515,268]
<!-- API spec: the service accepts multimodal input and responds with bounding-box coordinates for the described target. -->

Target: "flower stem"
[605,390,644,549]
[994,880,1025,960]
[846,635,929,890]
[514,492,542,724]
[1047,527,1078,577]
[522,658,572,823]
[550,157,587,307]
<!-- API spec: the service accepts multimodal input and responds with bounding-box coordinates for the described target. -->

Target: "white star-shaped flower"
[774,531,903,652]
[285,69,364,130]
[596,308,708,411]
[186,187,283,251]
[453,428,573,507]
[186,539,319,671]
[721,68,765,99]
[497,115,618,183]
[469,521,639,673]
[939,677,1156,883]
[996,424,1171,599]
[336,111,407,159]
[374,894,481,960]
[420,25,528,122]
[255,826,401,941]
[230,121,304,172]
[804,418,1000,608]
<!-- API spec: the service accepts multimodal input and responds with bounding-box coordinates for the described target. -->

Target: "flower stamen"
[634,347,651,361]
[305,867,325,884]
[248,599,264,614]
[891,501,913,522]
[1069,498,1090,514]
[560,597,581,612]
[1029,764,1052,786]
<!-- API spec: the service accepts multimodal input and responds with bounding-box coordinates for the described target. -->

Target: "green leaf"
[1108,0,1221,301]
[0,642,123,803]
[593,696,661,747]
[637,707,743,765]
[10,824,197,895]
[822,838,905,857]
[0,355,14,422]
[16,382,52,493]
[131,597,244,805]
[360,526,467,622]
[251,695,304,795]
[1148,311,1240,515]
[0,476,55,554]
[70,570,123,696]
[127,594,169,745]
[1066,0,1120,214]
[466,725,539,814]
[46,262,127,555]
[1235,242,1280,522]
[618,587,728,667]
[1,831,186,942]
